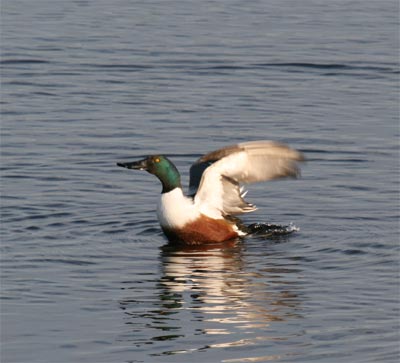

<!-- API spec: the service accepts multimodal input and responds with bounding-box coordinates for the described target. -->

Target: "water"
[1,0,399,362]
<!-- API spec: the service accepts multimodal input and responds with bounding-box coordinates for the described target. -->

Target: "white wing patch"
[194,141,304,218]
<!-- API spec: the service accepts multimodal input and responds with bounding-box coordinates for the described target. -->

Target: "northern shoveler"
[117,140,304,245]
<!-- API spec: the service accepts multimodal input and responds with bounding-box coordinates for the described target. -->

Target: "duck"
[117,140,304,245]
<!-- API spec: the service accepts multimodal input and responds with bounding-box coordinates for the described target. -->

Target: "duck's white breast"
[156,188,200,229]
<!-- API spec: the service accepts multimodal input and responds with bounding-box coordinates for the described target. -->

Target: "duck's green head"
[117,155,181,193]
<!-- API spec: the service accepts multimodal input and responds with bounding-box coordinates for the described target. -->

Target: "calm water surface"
[1,1,399,362]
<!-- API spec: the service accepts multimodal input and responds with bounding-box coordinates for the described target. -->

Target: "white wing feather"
[194,141,304,217]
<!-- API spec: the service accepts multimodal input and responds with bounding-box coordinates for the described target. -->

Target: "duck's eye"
[154,157,160,163]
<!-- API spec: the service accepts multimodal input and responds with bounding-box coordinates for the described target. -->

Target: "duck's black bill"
[117,158,147,170]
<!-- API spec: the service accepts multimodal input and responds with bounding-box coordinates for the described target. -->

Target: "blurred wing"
[189,142,254,195]
[192,141,304,216]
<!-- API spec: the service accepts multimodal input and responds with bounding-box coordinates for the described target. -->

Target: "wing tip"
[244,204,257,213]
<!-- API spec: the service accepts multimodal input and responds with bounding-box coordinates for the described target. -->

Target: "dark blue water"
[1,1,399,362]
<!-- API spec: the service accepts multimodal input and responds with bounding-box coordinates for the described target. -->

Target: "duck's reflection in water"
[119,239,304,358]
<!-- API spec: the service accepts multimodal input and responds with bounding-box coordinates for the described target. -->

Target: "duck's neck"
[155,163,182,194]
[161,178,182,194]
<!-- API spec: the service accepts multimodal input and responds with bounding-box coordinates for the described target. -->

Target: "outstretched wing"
[191,140,304,217]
